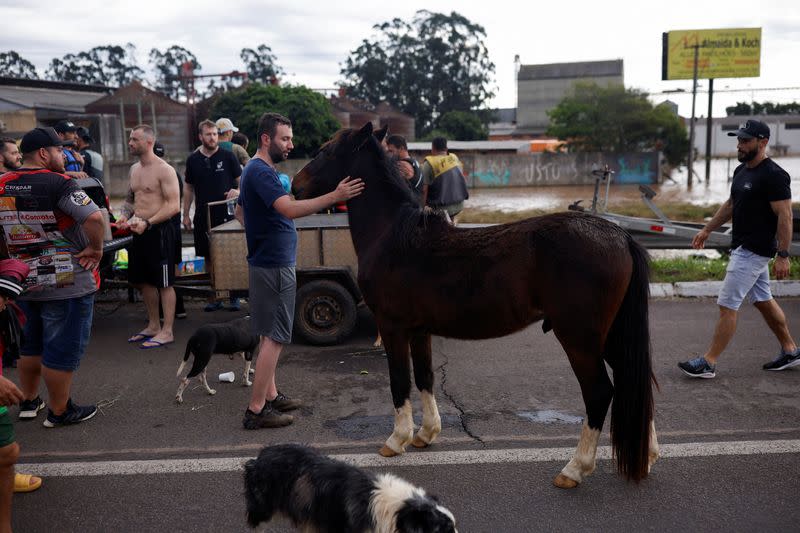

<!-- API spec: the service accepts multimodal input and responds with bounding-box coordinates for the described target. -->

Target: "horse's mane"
[328,129,449,251]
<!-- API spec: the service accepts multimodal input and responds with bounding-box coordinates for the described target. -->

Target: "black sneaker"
[678,357,716,379]
[43,399,98,428]
[18,396,46,420]
[763,348,800,371]
[270,391,303,412]
[242,405,293,429]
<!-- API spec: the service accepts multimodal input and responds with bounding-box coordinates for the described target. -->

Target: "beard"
[737,145,758,163]
[2,156,21,170]
[268,144,287,163]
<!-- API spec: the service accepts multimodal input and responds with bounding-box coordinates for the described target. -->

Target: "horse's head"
[292,122,380,200]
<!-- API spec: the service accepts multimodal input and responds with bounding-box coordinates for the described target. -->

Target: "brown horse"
[292,123,658,488]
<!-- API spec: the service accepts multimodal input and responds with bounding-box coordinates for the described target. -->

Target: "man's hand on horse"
[334,176,365,202]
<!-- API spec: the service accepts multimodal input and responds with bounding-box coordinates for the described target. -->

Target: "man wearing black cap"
[679,119,798,378]
[0,127,105,427]
[53,120,88,180]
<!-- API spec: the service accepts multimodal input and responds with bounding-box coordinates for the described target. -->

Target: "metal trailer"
[208,212,362,345]
[569,168,800,255]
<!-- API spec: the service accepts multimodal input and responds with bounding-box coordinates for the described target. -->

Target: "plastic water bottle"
[226,199,236,216]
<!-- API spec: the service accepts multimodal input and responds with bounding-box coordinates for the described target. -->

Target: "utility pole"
[705,78,714,185]
[687,44,699,188]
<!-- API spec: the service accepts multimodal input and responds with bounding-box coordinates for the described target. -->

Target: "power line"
[652,86,800,96]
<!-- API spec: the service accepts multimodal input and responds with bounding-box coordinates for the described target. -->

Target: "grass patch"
[650,256,800,283]
[460,201,799,225]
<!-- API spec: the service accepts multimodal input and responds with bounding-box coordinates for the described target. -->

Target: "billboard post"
[662,28,761,186]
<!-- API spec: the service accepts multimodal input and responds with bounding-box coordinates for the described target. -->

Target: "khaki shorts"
[248,265,296,344]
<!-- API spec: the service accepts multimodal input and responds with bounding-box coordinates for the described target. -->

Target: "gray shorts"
[248,265,296,344]
[717,246,773,310]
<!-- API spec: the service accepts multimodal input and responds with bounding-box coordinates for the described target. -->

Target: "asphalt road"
[7,297,800,532]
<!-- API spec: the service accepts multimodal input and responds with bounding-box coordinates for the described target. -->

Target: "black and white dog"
[244,444,457,533]
[176,316,259,403]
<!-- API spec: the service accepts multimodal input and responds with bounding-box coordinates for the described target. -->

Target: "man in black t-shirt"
[183,119,241,311]
[679,120,799,378]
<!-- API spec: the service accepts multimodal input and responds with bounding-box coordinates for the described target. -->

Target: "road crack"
[436,350,484,447]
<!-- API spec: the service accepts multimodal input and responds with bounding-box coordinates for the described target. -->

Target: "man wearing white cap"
[216,118,250,167]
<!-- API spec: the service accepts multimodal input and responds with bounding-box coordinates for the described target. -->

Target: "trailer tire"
[294,280,357,345]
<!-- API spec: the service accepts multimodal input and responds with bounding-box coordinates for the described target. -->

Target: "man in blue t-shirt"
[235,112,364,429]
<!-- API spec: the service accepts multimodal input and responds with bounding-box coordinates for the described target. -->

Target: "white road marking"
[16,439,800,477]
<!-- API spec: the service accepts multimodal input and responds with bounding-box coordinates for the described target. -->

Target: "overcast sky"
[2,0,798,118]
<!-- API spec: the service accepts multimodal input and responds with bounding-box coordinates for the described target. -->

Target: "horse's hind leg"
[379,330,414,457]
[648,420,660,472]
[409,333,441,448]
[554,349,613,489]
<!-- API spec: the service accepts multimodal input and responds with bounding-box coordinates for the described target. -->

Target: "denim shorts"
[717,246,772,310]
[19,293,95,371]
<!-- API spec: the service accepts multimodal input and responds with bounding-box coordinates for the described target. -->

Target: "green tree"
[0,51,38,79]
[149,45,201,101]
[210,83,340,158]
[45,44,143,86]
[240,45,284,85]
[435,110,487,140]
[547,83,689,167]
[340,10,495,137]
[726,101,800,116]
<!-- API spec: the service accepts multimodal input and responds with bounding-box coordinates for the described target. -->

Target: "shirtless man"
[118,125,181,349]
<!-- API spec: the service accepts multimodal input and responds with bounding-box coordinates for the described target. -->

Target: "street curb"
[650,280,800,298]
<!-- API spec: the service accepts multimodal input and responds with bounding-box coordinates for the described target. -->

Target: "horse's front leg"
[409,332,441,448]
[378,330,414,457]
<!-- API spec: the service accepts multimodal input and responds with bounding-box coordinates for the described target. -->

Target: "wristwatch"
[776,250,790,258]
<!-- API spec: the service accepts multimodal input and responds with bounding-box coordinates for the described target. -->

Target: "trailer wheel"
[294,280,357,345]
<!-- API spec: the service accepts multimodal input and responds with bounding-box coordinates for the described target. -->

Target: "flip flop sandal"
[140,339,174,349]
[14,473,42,493]
[127,332,154,343]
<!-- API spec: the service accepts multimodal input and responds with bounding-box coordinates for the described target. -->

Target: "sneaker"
[175,311,188,319]
[242,405,293,429]
[18,396,46,420]
[228,298,241,312]
[204,301,224,312]
[678,357,716,379]
[270,391,303,412]
[763,348,800,371]
[43,399,98,428]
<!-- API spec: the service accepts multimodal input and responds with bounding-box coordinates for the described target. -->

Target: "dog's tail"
[177,342,192,377]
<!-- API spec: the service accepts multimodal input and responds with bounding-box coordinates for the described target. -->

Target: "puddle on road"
[516,410,583,425]
[325,413,461,440]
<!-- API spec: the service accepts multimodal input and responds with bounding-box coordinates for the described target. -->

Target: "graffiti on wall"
[465,152,659,187]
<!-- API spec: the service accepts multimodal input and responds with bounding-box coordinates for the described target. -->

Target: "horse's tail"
[607,236,654,482]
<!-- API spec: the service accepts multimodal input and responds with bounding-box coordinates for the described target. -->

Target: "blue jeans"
[19,293,95,371]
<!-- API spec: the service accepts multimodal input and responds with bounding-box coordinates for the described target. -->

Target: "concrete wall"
[460,152,659,186]
[276,152,660,187]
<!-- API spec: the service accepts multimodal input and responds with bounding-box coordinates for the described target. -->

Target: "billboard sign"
[662,28,761,80]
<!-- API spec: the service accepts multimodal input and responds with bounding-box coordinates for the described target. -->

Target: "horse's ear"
[351,122,374,152]
[374,125,388,142]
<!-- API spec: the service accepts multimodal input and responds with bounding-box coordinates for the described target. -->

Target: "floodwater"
[467,156,800,213]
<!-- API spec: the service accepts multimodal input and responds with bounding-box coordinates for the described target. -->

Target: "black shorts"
[128,221,177,288]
